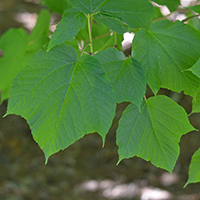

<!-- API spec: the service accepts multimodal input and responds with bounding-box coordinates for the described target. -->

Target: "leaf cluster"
[1,0,200,187]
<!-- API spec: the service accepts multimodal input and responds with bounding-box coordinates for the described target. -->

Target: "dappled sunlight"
[79,178,172,199]
[15,12,38,30]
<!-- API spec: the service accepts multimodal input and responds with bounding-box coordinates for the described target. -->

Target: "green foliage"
[1,0,200,187]
[0,10,50,103]
[94,48,146,108]
[132,20,200,96]
[152,0,180,12]
[117,95,195,172]
[48,8,87,51]
[184,148,200,187]
[40,0,72,14]
[6,44,116,162]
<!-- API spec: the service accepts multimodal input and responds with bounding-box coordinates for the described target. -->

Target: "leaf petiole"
[87,14,93,54]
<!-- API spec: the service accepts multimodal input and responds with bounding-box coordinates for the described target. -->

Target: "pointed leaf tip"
[7,44,116,160]
[117,95,195,172]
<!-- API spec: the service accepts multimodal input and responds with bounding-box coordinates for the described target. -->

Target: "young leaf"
[117,95,195,172]
[95,0,155,33]
[0,10,50,103]
[95,48,146,108]
[48,8,87,51]
[6,44,116,162]
[132,20,200,97]
[184,148,200,187]
[152,0,180,12]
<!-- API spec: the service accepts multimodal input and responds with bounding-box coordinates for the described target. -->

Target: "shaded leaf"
[192,89,200,113]
[40,0,72,14]
[6,44,116,162]
[117,95,195,172]
[95,0,155,33]
[184,148,200,187]
[188,5,200,14]
[189,57,200,78]
[69,0,106,14]
[132,20,200,97]
[152,0,180,12]
[48,8,87,51]
[95,48,146,108]
[76,21,123,53]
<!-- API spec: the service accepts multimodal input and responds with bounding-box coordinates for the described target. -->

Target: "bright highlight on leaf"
[6,44,116,162]
[117,95,195,172]
[95,48,146,108]
[132,20,200,97]
[184,148,200,187]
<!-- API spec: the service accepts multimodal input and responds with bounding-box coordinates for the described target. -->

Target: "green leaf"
[0,29,29,103]
[187,10,200,31]
[48,8,87,51]
[95,0,155,33]
[192,89,200,113]
[40,0,72,14]
[69,0,106,14]
[76,21,123,53]
[95,48,146,108]
[6,44,116,162]
[132,20,200,97]
[188,57,200,78]
[152,0,180,12]
[188,5,200,14]
[94,12,130,34]
[117,95,195,172]
[94,48,125,83]
[28,10,50,51]
[0,10,50,103]
[184,148,200,187]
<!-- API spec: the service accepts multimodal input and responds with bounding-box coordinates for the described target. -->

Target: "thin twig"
[182,14,200,22]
